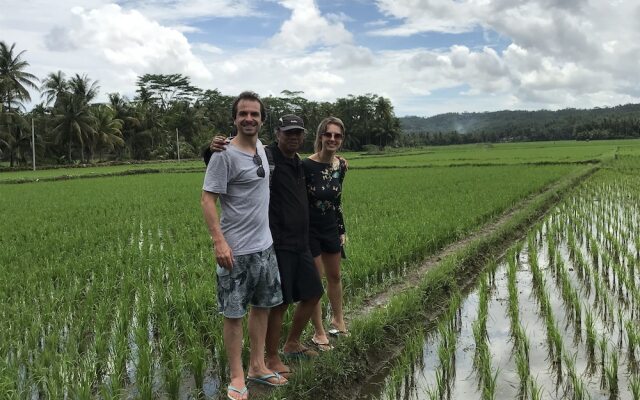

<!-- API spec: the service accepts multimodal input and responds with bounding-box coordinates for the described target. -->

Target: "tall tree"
[91,104,124,161]
[373,96,400,147]
[40,70,68,107]
[68,73,99,104]
[52,93,96,163]
[0,42,38,112]
[0,42,38,166]
[0,110,30,166]
[135,74,201,110]
[108,93,140,159]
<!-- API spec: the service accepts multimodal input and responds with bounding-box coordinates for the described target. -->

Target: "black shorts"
[308,224,341,257]
[275,248,324,305]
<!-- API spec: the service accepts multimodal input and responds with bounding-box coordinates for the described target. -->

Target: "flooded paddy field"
[2,146,639,399]
[374,170,640,400]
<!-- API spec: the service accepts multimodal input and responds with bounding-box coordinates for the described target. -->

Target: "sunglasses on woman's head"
[253,153,265,178]
[322,131,343,140]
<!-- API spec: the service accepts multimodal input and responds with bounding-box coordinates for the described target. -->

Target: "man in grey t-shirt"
[201,91,286,400]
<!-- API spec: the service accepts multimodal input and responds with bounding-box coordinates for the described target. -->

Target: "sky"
[2,0,640,117]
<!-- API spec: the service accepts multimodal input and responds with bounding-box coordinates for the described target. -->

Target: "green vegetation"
[1,42,402,168]
[0,159,203,182]
[400,104,640,144]
[2,140,640,398]
[363,153,640,399]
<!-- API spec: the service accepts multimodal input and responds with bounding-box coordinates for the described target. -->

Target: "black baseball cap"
[278,114,306,132]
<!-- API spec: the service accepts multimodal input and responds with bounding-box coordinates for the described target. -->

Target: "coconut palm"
[68,73,99,105]
[0,109,30,166]
[0,42,38,166]
[40,70,68,107]
[0,42,38,111]
[49,74,100,163]
[373,96,400,147]
[52,93,96,163]
[108,93,140,158]
[91,104,123,161]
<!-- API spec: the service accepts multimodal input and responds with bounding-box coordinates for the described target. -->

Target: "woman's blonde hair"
[314,117,346,153]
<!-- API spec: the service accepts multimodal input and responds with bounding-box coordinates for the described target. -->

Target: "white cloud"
[2,0,640,116]
[364,19,388,28]
[194,43,224,54]
[269,0,353,51]
[121,0,258,21]
[364,0,640,112]
[61,5,211,79]
[371,0,478,35]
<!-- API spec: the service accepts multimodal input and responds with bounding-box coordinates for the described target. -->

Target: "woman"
[303,117,349,351]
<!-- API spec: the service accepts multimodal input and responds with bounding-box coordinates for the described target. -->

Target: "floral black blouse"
[302,157,347,235]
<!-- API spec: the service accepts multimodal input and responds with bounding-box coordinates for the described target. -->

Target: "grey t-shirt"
[203,140,272,255]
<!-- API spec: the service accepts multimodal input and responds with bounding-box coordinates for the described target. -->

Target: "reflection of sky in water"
[376,211,638,400]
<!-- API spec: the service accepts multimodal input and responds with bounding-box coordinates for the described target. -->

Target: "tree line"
[399,105,640,146]
[0,42,401,167]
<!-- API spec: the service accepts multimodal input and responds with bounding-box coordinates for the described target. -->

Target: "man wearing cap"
[263,115,324,376]
[206,114,325,377]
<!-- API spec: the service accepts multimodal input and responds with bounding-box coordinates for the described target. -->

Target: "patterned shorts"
[216,245,283,318]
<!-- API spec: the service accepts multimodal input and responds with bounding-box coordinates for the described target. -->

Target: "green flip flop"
[246,372,287,387]
[227,385,248,400]
[311,337,334,351]
[282,347,319,360]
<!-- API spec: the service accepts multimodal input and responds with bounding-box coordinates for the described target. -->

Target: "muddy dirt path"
[355,169,594,322]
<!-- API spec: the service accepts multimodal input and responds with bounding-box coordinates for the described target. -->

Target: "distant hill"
[400,104,640,140]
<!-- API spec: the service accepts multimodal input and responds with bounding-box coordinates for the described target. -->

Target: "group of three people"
[200,91,349,400]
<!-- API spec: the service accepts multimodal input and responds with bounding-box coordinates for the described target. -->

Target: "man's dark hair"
[231,91,267,122]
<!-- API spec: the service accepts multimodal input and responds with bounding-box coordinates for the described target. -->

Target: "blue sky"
[2,0,640,116]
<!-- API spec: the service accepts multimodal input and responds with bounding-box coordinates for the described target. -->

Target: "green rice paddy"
[1,140,639,399]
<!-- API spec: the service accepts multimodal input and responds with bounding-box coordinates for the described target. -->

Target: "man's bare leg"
[283,296,320,352]
[247,306,287,384]
[223,317,248,400]
[265,303,290,376]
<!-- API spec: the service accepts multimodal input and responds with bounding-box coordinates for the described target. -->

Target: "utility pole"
[176,128,180,162]
[31,118,36,171]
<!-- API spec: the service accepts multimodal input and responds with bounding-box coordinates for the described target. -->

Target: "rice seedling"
[481,368,499,400]
[529,376,544,400]
[605,350,619,397]
[599,335,609,390]
[383,330,424,400]
[627,321,639,374]
[585,309,597,374]
[434,301,460,398]
[630,375,640,400]
[514,339,530,398]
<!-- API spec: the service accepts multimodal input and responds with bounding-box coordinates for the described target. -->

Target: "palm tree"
[91,105,123,161]
[108,93,140,158]
[0,42,38,166]
[68,73,99,104]
[0,42,38,112]
[52,93,96,163]
[49,74,100,163]
[40,70,68,107]
[374,96,397,147]
[0,109,30,166]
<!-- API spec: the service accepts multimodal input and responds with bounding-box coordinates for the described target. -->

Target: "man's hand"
[201,190,234,270]
[336,155,349,170]
[210,135,230,153]
[214,239,234,270]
